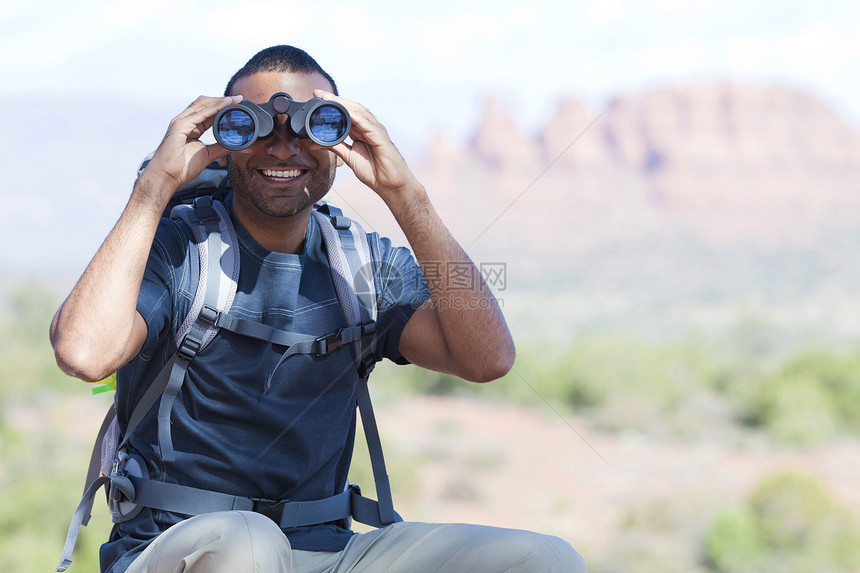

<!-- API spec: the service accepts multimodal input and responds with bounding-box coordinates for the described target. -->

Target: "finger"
[173,95,243,133]
[180,95,242,117]
[313,89,337,101]
[311,90,395,147]
[312,89,362,113]
[200,140,235,165]
[164,96,242,146]
[312,90,377,127]
[323,140,354,164]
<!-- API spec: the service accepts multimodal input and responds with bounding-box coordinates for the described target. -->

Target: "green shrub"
[546,335,726,432]
[744,374,840,445]
[740,346,860,444]
[704,472,860,573]
[782,348,860,434]
[705,507,766,573]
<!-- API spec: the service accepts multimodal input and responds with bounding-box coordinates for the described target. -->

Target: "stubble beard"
[227,160,337,218]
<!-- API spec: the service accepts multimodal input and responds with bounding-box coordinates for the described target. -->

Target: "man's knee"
[193,511,291,572]
[423,524,586,572]
[131,511,292,573]
[488,528,586,573]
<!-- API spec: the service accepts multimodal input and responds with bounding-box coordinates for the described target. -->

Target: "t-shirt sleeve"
[135,218,192,361]
[370,234,430,364]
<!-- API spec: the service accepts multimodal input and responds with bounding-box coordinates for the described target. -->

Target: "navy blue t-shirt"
[100,199,428,572]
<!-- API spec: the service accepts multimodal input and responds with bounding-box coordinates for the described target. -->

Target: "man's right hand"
[50,95,242,382]
[138,95,243,204]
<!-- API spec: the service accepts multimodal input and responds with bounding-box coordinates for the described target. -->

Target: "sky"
[2,0,859,149]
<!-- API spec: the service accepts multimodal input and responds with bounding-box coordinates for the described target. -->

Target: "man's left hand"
[313,90,422,206]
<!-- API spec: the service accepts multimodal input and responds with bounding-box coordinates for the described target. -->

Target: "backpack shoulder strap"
[312,203,397,524]
[74,195,239,518]
[171,196,240,348]
[312,203,378,375]
[155,196,240,462]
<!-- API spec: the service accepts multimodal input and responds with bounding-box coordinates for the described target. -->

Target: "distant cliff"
[344,82,860,336]
[417,82,859,250]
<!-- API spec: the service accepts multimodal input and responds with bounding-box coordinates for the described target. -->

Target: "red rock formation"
[346,82,860,308]
[538,97,611,170]
[469,96,542,171]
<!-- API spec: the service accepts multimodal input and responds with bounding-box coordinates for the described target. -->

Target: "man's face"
[226,70,340,218]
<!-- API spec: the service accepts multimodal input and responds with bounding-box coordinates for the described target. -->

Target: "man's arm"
[50,95,242,381]
[391,190,515,382]
[317,91,515,382]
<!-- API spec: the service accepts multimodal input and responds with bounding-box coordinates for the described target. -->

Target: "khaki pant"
[125,511,586,572]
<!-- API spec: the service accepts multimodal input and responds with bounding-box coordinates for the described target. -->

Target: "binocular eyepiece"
[213,92,351,150]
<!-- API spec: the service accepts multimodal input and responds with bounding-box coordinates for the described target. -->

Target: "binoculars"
[213,92,351,150]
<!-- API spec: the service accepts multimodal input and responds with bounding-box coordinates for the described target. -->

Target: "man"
[51,46,585,572]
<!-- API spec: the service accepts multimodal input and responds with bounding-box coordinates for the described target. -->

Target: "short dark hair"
[224,45,338,97]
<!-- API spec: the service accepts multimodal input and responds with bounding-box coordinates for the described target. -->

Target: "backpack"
[56,159,400,571]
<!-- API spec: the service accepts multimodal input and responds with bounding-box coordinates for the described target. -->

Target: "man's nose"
[265,118,301,158]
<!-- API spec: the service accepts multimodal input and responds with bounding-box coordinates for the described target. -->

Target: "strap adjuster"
[252,498,286,523]
[332,215,351,230]
[191,196,217,222]
[178,306,219,361]
[313,322,376,356]
[314,330,344,356]
[178,335,202,361]
[198,304,218,326]
[107,475,136,504]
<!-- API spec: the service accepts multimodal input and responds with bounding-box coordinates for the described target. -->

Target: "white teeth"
[262,169,302,178]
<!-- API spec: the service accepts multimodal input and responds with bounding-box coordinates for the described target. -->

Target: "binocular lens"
[217,109,256,148]
[309,105,349,144]
[214,93,350,150]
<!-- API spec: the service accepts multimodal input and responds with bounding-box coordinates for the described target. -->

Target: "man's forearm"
[51,176,168,381]
[388,184,515,381]
[51,95,239,382]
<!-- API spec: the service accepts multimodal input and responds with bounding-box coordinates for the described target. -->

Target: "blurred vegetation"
[3,282,860,571]
[591,471,860,573]
[0,284,71,405]
[739,348,860,445]
[0,283,113,571]
[374,327,860,445]
[704,472,860,573]
[596,492,714,573]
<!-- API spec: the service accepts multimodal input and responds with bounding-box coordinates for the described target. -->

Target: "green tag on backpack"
[92,372,117,395]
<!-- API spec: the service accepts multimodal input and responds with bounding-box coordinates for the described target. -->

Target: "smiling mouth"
[260,168,307,181]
